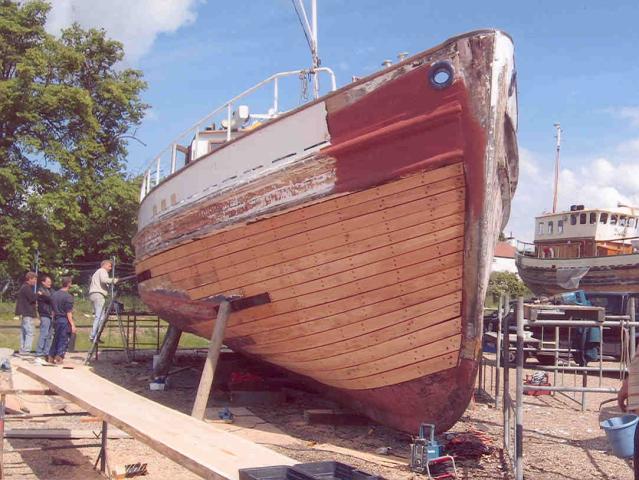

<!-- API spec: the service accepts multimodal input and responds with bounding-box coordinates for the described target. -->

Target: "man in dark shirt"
[35,275,54,356]
[14,271,38,355]
[48,276,77,364]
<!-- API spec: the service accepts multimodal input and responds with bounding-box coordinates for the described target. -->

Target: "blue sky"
[47,0,639,241]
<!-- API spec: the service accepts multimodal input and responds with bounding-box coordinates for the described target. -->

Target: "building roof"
[494,241,516,259]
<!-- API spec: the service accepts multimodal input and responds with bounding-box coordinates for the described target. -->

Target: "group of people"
[13,260,118,364]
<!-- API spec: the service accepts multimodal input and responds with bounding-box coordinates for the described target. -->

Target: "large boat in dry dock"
[133,28,519,433]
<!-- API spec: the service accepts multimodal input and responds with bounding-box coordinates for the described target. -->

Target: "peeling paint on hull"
[133,30,519,433]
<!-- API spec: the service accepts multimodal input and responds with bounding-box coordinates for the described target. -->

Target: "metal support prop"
[0,394,5,480]
[515,297,524,480]
[495,294,503,408]
[630,297,636,360]
[93,421,108,473]
[502,301,510,454]
[192,300,232,420]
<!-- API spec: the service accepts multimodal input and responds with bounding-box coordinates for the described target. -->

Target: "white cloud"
[505,146,639,242]
[46,0,203,63]
[612,107,639,128]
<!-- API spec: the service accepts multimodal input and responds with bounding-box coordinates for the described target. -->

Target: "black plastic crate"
[240,462,383,480]
[293,461,382,480]
[239,465,313,480]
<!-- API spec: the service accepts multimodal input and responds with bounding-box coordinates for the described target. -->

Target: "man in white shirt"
[88,260,118,342]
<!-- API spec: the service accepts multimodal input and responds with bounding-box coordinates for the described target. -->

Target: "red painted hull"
[134,30,518,433]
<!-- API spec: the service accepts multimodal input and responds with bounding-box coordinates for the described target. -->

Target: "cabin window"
[589,212,597,224]
[600,213,608,224]
[611,215,618,225]
[558,220,564,233]
[548,221,554,234]
[620,216,627,227]
[538,222,544,234]
[631,218,638,229]
[580,213,587,224]
[570,214,577,226]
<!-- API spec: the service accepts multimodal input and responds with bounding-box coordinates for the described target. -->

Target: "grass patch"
[0,300,208,352]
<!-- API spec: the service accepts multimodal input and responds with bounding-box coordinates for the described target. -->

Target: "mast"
[552,123,562,213]
[292,0,321,99]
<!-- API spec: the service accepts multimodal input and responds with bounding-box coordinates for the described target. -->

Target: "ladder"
[84,291,131,364]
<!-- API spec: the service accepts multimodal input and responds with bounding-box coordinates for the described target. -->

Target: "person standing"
[14,271,38,355]
[88,260,118,342]
[47,276,76,364]
[35,275,54,356]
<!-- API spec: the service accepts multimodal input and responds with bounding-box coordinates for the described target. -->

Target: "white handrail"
[139,67,337,202]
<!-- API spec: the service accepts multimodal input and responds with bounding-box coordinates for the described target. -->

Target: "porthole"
[429,61,454,89]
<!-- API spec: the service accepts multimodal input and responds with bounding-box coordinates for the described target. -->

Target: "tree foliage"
[488,271,530,299]
[0,0,147,281]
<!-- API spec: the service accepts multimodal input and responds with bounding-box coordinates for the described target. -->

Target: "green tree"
[487,271,530,299]
[0,0,147,281]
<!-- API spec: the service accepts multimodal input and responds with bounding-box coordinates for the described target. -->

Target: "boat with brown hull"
[517,206,639,296]
[133,29,518,433]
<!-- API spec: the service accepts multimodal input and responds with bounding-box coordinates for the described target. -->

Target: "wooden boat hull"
[517,254,639,296]
[134,30,518,433]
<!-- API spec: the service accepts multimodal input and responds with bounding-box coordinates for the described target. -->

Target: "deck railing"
[139,67,337,202]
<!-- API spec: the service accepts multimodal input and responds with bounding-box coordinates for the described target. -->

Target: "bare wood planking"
[137,162,465,273]
[283,316,462,372]
[226,269,462,337]
[239,285,462,350]
[189,224,464,301]
[320,352,460,390]
[222,234,463,304]
[223,257,462,334]
[149,175,465,282]
[267,246,464,302]
[286,334,462,381]
[261,299,461,361]
[170,200,464,292]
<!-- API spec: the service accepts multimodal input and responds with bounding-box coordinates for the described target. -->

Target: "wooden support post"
[153,324,183,379]
[100,421,107,473]
[0,394,5,480]
[192,300,231,420]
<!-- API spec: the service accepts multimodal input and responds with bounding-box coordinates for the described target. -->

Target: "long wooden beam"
[15,360,294,480]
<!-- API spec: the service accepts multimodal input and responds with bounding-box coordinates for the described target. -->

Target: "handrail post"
[193,125,200,162]
[171,146,177,174]
[155,157,161,186]
[273,78,279,115]
[226,104,232,141]
[146,170,151,194]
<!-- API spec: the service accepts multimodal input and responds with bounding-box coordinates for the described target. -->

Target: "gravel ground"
[1,350,635,479]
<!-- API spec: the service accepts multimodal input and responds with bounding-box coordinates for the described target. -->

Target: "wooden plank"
[15,360,294,480]
[137,162,464,272]
[150,179,464,281]
[169,201,464,292]
[181,213,463,302]
[227,271,463,339]
[190,224,463,301]
[241,283,462,350]
[325,351,459,390]
[4,428,130,440]
[226,264,462,337]
[264,301,461,362]
[278,317,461,379]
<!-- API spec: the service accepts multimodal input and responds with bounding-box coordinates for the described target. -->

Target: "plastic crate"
[293,462,382,480]
[240,462,382,480]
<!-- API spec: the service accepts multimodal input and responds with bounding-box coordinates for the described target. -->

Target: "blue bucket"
[600,414,639,458]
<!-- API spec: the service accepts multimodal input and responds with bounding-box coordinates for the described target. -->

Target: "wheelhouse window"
[557,220,564,233]
[632,218,638,229]
[548,221,554,234]
[620,216,627,227]
[580,213,587,224]
[538,222,544,234]
[589,212,597,224]
[570,214,577,225]
[611,215,618,225]
[600,213,608,224]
